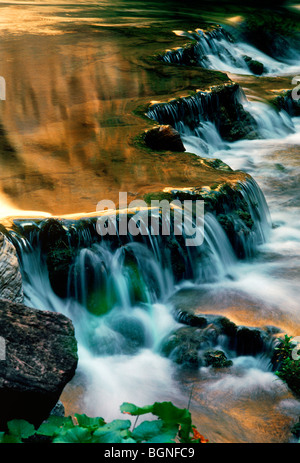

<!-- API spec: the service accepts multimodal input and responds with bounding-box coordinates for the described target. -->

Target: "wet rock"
[243,55,264,75]
[0,299,78,429]
[232,326,267,356]
[161,326,204,368]
[0,232,23,303]
[204,349,233,368]
[147,84,259,144]
[271,90,300,117]
[39,219,78,298]
[168,306,275,362]
[174,309,207,328]
[215,90,258,141]
[49,400,65,418]
[144,125,186,152]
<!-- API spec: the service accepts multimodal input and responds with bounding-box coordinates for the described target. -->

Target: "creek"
[1,1,300,443]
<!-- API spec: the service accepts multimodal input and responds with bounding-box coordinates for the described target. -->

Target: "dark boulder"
[161,326,203,368]
[144,125,186,152]
[0,299,78,429]
[243,55,264,75]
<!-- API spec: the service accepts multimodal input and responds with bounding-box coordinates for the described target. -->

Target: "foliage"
[275,335,300,397]
[0,401,208,444]
[275,335,300,443]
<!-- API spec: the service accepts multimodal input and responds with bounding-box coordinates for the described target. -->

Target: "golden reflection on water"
[0,3,239,217]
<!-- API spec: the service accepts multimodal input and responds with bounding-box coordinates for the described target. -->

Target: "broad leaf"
[151,402,192,442]
[37,416,73,437]
[120,402,154,416]
[132,419,178,443]
[52,427,93,443]
[74,413,105,429]
[93,419,132,443]
[121,437,137,443]
[7,419,36,439]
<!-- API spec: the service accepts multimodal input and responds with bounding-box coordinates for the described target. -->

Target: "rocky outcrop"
[0,299,78,429]
[144,125,186,152]
[161,311,275,368]
[0,233,23,303]
[271,90,300,117]
[147,84,258,143]
[242,55,264,76]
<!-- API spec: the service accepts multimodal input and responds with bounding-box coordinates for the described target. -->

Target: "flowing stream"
[1,1,300,443]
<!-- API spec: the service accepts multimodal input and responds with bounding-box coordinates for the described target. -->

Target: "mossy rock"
[203,349,233,368]
[271,90,300,117]
[161,326,204,368]
[38,219,78,298]
[243,55,264,75]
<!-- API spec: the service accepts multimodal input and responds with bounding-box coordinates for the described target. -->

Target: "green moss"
[204,349,233,368]
[143,192,174,205]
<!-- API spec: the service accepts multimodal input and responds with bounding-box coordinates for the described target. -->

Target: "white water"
[169,27,300,76]
[11,211,245,421]
[179,99,300,326]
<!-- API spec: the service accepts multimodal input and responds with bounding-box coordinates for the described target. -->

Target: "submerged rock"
[0,232,23,303]
[144,125,186,152]
[0,299,78,429]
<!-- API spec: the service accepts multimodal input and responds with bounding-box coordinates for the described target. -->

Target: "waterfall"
[147,84,296,163]
[160,26,300,76]
[238,177,272,248]
[147,84,257,155]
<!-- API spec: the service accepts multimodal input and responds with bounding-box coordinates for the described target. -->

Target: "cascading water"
[8,207,255,420]
[161,26,300,76]
[2,2,300,441]
[147,84,299,176]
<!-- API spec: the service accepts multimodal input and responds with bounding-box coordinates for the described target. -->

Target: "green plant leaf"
[7,419,36,439]
[151,402,192,442]
[120,402,154,416]
[93,419,132,443]
[0,433,23,443]
[121,437,137,443]
[131,419,163,442]
[132,419,178,443]
[37,415,73,437]
[0,431,22,443]
[74,413,105,429]
[52,427,93,443]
